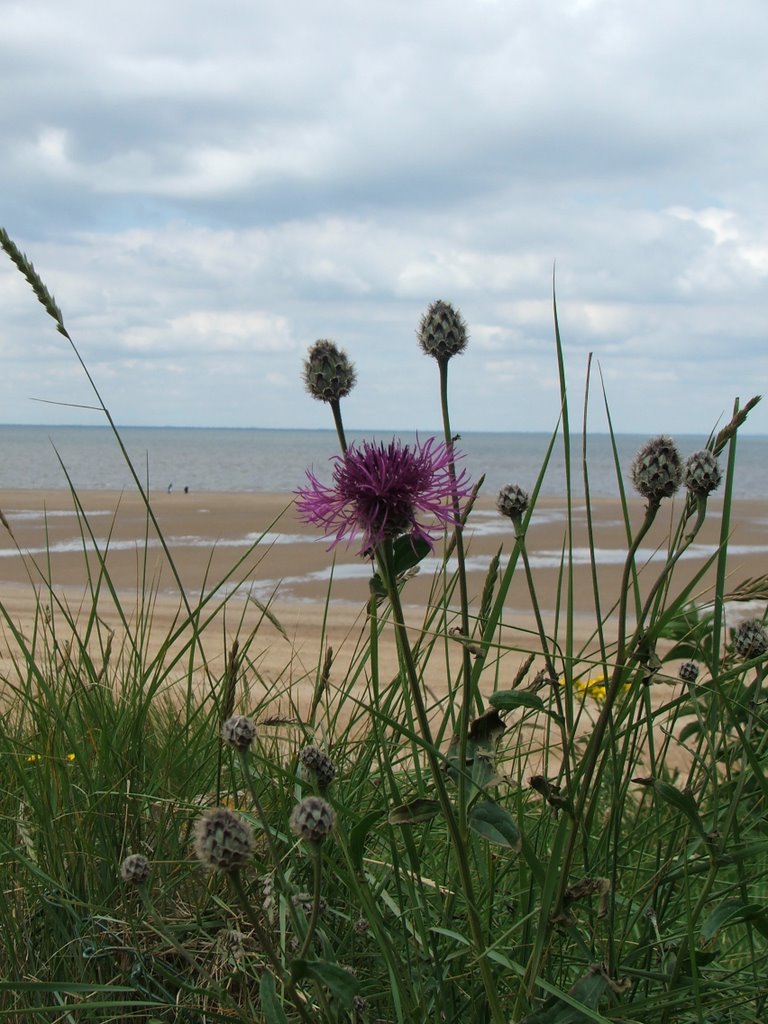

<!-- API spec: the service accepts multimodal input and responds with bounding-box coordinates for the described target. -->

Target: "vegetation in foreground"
[1,228,767,1023]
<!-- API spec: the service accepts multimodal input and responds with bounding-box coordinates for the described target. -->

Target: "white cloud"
[121,311,295,355]
[0,0,765,434]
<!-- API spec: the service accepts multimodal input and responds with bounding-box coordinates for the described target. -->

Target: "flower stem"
[553,501,660,917]
[228,869,314,1024]
[297,849,323,959]
[378,539,506,1024]
[513,515,572,790]
[236,748,307,939]
[329,398,348,453]
[437,359,477,829]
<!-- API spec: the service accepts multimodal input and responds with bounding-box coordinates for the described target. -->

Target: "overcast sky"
[1,0,766,436]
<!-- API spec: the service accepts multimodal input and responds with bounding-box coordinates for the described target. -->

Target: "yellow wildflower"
[24,752,76,764]
[561,673,628,704]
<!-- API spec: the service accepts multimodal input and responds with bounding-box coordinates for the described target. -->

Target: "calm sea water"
[1,425,767,499]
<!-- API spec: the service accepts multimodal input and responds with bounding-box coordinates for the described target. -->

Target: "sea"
[1,425,767,499]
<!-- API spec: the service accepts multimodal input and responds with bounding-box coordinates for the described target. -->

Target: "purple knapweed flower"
[296,437,470,554]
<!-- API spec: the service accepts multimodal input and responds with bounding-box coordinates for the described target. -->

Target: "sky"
[1,0,766,436]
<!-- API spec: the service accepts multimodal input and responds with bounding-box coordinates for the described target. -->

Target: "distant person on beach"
[184,486,189,494]
[167,483,173,494]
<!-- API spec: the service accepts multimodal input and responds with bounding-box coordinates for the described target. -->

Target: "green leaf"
[468,800,522,850]
[260,971,289,1023]
[392,534,431,574]
[291,959,359,1008]
[468,707,507,745]
[489,689,546,713]
[700,899,766,942]
[470,752,499,790]
[349,809,384,871]
[444,736,498,791]
[520,966,618,1023]
[388,798,441,824]
[677,720,702,744]
[429,926,470,946]
[486,948,517,970]
[666,947,720,980]
[640,779,705,836]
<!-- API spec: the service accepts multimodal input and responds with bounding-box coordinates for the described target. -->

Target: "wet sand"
[0,488,765,724]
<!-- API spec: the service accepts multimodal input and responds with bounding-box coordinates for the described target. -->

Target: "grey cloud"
[0,0,766,433]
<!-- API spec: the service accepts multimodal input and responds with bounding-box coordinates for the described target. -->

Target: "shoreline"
[0,487,765,600]
[0,487,764,767]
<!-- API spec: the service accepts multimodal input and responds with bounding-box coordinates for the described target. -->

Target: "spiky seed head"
[684,450,722,497]
[630,436,683,504]
[298,745,337,789]
[417,300,468,362]
[221,715,257,751]
[194,807,255,871]
[120,853,150,884]
[497,483,529,520]
[733,619,768,660]
[303,340,357,403]
[290,795,335,845]
[678,660,699,683]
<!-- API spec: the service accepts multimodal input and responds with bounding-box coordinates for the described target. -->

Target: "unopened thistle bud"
[303,340,357,403]
[120,853,150,885]
[733,619,768,661]
[290,795,335,845]
[630,436,683,504]
[298,745,337,789]
[221,715,257,751]
[497,483,529,520]
[194,807,255,871]
[417,300,468,362]
[678,660,699,683]
[684,450,722,497]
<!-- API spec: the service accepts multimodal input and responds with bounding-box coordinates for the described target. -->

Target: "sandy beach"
[0,488,765,709]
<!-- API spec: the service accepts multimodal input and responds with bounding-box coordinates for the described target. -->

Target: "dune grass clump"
[1,230,768,1022]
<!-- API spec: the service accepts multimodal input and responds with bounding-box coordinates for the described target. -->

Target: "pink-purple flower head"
[296,437,471,555]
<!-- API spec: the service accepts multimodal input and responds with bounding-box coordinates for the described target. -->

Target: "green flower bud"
[290,795,335,845]
[417,300,468,362]
[303,340,357,402]
[194,807,255,871]
[631,436,683,504]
